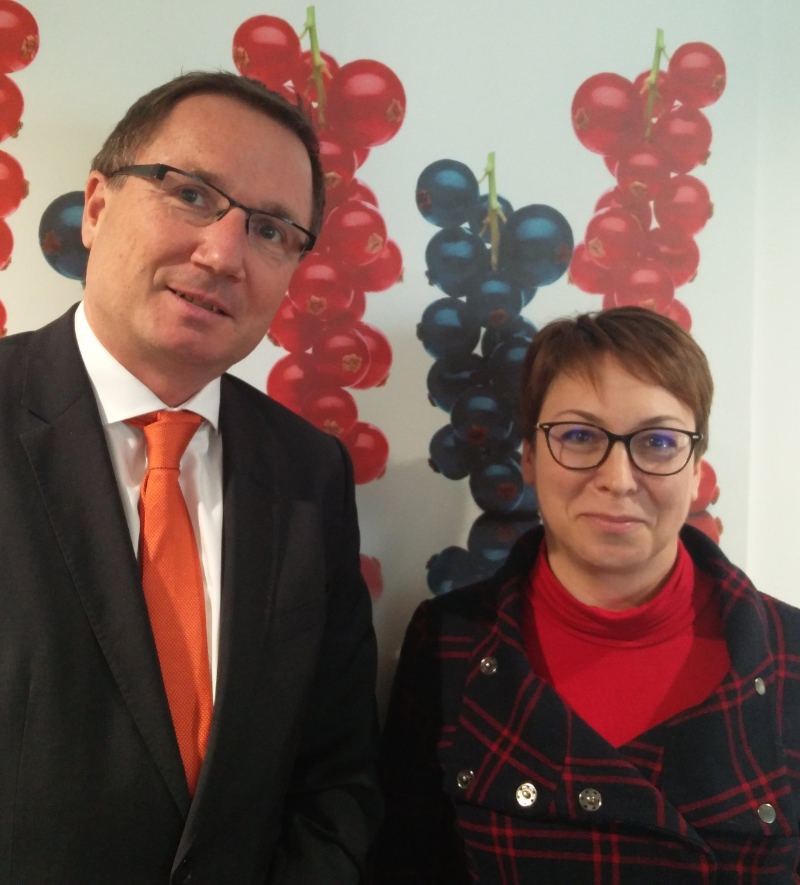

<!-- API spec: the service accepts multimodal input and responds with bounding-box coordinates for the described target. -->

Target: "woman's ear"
[521,438,536,487]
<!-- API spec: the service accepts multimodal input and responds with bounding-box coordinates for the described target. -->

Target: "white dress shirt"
[74,302,223,698]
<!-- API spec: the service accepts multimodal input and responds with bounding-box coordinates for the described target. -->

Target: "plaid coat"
[371,525,800,884]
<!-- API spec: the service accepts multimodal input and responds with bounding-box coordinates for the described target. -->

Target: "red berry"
[645,226,700,287]
[325,287,366,325]
[603,155,618,176]
[353,146,370,169]
[652,105,713,173]
[585,208,645,269]
[0,217,11,269]
[0,1,38,73]
[0,149,25,217]
[344,177,378,207]
[287,254,354,320]
[300,386,359,437]
[343,422,389,484]
[614,141,671,202]
[291,49,339,105]
[685,510,723,544]
[312,326,371,387]
[360,554,383,599]
[691,460,719,513]
[571,73,645,156]
[568,242,614,295]
[613,258,675,312]
[0,73,22,141]
[632,69,676,119]
[668,42,726,108]
[316,129,357,199]
[665,298,692,331]
[267,352,319,412]
[601,292,616,311]
[352,239,402,292]
[654,174,712,236]
[327,59,406,148]
[323,199,387,266]
[267,297,324,353]
[595,187,651,231]
[232,16,301,89]
[350,322,392,389]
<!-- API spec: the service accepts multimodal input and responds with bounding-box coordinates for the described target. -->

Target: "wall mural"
[23,6,728,609]
[0,0,38,335]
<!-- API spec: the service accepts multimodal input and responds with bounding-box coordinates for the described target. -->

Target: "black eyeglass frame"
[109,163,317,255]
[535,421,703,477]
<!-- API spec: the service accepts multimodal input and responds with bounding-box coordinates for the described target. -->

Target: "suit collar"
[20,306,192,817]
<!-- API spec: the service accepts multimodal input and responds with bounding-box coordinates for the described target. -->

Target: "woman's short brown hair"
[90,70,325,236]
[520,307,713,458]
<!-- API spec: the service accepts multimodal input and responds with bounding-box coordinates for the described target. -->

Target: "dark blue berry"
[467,193,514,243]
[499,204,574,288]
[462,270,524,329]
[416,159,480,228]
[469,456,525,514]
[488,334,531,400]
[481,315,538,358]
[426,546,491,595]
[512,482,539,517]
[467,513,540,573]
[429,425,482,479]
[427,353,487,412]
[417,298,481,360]
[39,192,89,281]
[451,385,513,447]
[425,227,491,296]
[522,286,537,307]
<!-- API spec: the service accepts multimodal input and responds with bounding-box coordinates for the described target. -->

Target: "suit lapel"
[177,375,287,860]
[19,309,190,816]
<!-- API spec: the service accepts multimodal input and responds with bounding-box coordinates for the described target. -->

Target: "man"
[0,72,380,884]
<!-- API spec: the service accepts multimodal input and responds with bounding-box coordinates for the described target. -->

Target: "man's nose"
[191,208,248,278]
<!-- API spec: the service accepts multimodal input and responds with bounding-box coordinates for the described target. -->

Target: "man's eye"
[252,217,286,244]
[175,186,207,207]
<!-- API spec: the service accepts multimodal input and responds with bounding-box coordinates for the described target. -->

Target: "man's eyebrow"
[186,167,302,223]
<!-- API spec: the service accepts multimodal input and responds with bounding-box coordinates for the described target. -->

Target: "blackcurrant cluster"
[0,0,39,333]
[416,156,574,595]
[567,31,726,544]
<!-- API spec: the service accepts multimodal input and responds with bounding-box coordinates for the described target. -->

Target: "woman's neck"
[544,534,680,611]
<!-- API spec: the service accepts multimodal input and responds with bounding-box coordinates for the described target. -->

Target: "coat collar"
[445,524,795,848]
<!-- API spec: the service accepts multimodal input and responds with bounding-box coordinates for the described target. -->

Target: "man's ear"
[81,171,110,250]
[521,438,536,487]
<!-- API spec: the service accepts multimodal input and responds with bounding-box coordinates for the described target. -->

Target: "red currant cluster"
[568,31,725,543]
[0,0,38,335]
[232,11,404,521]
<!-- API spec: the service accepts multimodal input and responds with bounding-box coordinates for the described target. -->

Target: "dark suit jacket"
[371,525,800,884]
[0,307,381,884]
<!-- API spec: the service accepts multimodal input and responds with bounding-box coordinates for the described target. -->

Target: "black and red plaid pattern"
[370,525,800,884]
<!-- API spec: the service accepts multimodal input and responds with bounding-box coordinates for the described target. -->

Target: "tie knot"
[126,410,203,470]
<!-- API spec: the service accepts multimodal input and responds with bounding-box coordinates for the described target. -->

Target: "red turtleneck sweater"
[522,542,730,748]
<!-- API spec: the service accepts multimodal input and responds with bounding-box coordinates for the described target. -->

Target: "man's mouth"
[171,288,228,316]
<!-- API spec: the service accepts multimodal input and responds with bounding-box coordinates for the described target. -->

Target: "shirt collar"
[74,301,220,431]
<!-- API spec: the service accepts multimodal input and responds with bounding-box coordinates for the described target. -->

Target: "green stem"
[483,152,503,270]
[644,28,667,140]
[300,6,327,127]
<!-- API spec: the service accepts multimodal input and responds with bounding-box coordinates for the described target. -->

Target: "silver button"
[579,788,602,812]
[480,656,498,676]
[754,677,766,696]
[758,802,776,824]
[516,782,537,807]
[456,769,474,790]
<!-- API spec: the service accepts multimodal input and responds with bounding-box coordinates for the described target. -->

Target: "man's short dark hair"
[91,70,325,235]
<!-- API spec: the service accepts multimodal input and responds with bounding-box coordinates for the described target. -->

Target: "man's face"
[81,93,313,395]
[521,356,702,595]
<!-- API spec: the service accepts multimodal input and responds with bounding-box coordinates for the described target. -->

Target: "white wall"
[1,0,794,693]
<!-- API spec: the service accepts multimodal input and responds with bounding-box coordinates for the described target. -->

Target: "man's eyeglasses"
[536,422,702,476]
[109,164,316,262]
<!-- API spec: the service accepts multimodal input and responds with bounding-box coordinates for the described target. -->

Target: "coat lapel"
[176,374,287,861]
[19,309,190,816]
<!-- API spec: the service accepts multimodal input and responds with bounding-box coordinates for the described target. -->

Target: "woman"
[371,308,800,884]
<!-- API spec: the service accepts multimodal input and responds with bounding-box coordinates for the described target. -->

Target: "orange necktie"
[126,410,213,796]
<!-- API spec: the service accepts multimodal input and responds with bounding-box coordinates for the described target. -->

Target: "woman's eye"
[560,428,600,445]
[643,433,678,450]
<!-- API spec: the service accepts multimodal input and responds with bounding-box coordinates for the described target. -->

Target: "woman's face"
[521,355,702,593]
